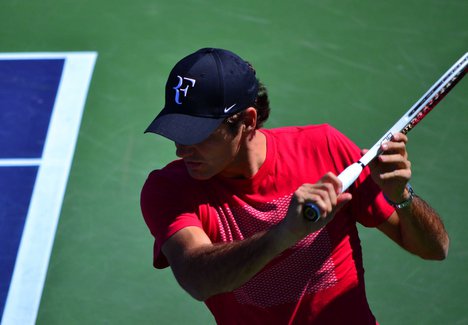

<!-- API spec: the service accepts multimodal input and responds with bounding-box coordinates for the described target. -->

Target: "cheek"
[194,128,242,174]
[199,144,237,175]
[208,147,235,169]
[220,136,241,161]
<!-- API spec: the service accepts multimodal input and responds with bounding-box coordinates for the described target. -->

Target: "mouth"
[184,160,203,169]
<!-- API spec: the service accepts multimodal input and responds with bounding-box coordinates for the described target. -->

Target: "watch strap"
[384,183,414,209]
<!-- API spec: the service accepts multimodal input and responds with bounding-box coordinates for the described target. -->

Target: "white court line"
[1,52,98,325]
[0,159,42,167]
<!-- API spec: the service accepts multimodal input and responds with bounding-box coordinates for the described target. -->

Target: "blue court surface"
[0,53,97,325]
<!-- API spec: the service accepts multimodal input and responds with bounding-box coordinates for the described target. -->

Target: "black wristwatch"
[384,183,414,209]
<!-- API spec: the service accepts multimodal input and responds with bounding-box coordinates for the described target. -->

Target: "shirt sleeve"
[140,169,203,268]
[325,125,394,227]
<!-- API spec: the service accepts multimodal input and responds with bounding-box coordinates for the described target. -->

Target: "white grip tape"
[337,162,363,193]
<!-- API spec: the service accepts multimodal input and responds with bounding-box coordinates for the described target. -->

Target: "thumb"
[334,192,352,214]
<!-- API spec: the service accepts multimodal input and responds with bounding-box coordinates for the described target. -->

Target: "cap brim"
[145,113,225,146]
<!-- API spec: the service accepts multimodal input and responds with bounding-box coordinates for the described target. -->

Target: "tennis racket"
[304,52,468,222]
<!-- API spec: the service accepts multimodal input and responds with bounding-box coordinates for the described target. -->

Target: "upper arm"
[162,226,213,270]
[160,226,214,300]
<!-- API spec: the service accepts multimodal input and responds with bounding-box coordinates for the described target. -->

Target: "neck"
[220,130,267,179]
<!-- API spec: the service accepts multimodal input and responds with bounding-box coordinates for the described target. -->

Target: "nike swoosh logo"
[224,103,236,113]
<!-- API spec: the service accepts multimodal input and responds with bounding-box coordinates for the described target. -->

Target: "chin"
[186,169,214,181]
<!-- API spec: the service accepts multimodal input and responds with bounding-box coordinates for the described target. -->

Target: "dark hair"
[253,80,270,128]
[224,79,270,133]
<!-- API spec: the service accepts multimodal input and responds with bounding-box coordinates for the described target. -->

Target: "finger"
[381,141,408,157]
[334,192,353,213]
[391,132,408,144]
[317,182,338,205]
[378,168,412,181]
[306,189,334,217]
[376,163,411,181]
[318,172,342,195]
[378,153,411,168]
[305,195,330,218]
[304,183,338,218]
[301,172,345,220]
[314,192,352,222]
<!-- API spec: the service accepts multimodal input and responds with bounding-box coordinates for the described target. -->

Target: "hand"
[280,172,353,240]
[363,132,412,202]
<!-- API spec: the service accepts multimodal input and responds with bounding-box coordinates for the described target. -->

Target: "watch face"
[395,184,414,209]
[384,183,414,208]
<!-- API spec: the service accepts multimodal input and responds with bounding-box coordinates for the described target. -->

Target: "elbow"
[177,277,215,302]
[420,236,450,261]
[173,264,238,302]
[181,275,236,301]
[423,249,448,261]
[434,236,450,261]
[169,263,213,301]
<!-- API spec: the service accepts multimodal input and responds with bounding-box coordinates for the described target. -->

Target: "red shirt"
[141,124,394,324]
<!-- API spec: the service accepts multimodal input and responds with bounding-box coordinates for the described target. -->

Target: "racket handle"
[337,162,364,193]
[303,163,364,222]
[303,203,321,222]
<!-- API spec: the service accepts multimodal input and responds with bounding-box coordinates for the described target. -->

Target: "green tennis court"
[1,1,467,324]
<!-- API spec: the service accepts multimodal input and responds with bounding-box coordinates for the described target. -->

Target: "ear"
[243,107,258,132]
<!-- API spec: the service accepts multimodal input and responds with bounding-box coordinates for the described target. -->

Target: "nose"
[175,143,193,158]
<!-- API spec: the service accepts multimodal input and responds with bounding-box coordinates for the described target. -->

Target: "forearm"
[169,224,299,301]
[396,195,449,260]
[165,178,350,301]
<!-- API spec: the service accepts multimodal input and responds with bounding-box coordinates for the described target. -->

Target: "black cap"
[145,48,258,145]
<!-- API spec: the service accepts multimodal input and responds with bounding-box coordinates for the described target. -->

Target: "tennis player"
[141,48,449,324]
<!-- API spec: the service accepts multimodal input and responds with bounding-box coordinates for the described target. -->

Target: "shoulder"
[263,123,333,135]
[146,159,188,181]
[143,160,192,190]
[265,124,362,172]
[140,159,207,231]
[141,160,200,207]
[262,124,350,149]
[263,124,342,139]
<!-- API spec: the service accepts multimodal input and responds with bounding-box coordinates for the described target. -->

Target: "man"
[141,48,449,324]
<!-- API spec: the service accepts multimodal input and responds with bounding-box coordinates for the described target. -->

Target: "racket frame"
[304,53,468,222]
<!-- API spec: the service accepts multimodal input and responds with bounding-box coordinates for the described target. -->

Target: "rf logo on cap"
[173,76,196,105]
